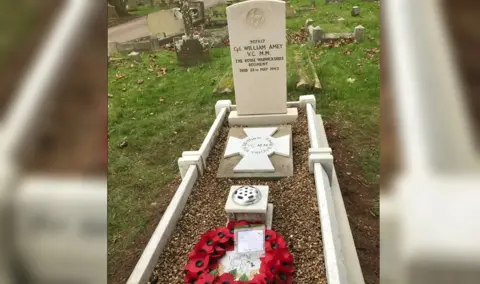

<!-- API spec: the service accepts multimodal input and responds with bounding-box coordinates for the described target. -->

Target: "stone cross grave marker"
[224,127,291,172]
[226,0,287,115]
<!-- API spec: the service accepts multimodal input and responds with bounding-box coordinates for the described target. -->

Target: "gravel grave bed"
[149,110,326,284]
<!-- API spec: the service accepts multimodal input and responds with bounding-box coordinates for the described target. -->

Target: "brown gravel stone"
[150,110,326,284]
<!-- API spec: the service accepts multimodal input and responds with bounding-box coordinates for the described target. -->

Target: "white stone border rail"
[302,95,365,284]
[127,103,231,284]
[127,165,199,284]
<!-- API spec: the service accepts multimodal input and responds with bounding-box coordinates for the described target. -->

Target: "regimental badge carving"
[246,8,265,28]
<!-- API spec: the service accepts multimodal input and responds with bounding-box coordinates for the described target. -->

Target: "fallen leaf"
[156,71,163,77]
[115,73,126,79]
[347,78,356,83]
[137,79,144,84]
[160,97,164,102]
[119,138,128,148]
[130,64,134,68]
[108,93,113,98]
[148,68,154,72]
[122,87,126,91]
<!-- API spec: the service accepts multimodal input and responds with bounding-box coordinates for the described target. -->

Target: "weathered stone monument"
[351,6,360,17]
[126,0,138,11]
[175,0,210,66]
[108,4,119,18]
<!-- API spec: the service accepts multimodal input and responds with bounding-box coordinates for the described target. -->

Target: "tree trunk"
[108,0,130,17]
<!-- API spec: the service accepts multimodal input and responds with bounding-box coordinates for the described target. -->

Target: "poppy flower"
[274,271,294,284]
[210,244,226,259]
[197,273,216,284]
[275,249,294,273]
[259,253,276,266]
[199,231,217,253]
[250,273,269,284]
[227,220,249,234]
[185,254,210,274]
[214,227,232,243]
[215,273,236,284]
[184,271,198,284]
[265,235,286,252]
[225,239,235,251]
[189,248,206,259]
[208,257,219,270]
[264,230,277,242]
[260,257,279,279]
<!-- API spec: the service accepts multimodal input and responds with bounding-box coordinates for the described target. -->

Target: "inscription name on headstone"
[227,0,287,115]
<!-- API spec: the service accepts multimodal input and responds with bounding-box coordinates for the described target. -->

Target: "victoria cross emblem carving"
[224,127,291,172]
[246,8,265,28]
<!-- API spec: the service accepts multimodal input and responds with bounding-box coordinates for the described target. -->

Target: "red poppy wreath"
[184,220,294,284]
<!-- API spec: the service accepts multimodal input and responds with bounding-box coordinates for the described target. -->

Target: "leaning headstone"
[354,25,365,41]
[108,4,119,18]
[311,26,324,43]
[226,0,288,115]
[128,51,142,62]
[175,35,210,66]
[147,10,186,36]
[108,42,119,56]
[126,0,138,11]
[305,18,313,27]
[174,0,210,66]
[351,6,360,17]
[337,17,345,25]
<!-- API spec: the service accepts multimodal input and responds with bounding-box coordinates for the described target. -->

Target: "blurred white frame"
[0,1,106,283]
[384,0,480,283]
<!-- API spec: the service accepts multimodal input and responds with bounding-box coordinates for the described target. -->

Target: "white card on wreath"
[235,225,265,254]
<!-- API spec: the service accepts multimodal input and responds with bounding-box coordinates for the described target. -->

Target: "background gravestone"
[227,0,287,115]
[175,36,210,66]
[325,0,344,3]
[147,9,185,36]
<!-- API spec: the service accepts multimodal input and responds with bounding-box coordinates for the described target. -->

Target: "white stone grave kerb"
[224,127,291,172]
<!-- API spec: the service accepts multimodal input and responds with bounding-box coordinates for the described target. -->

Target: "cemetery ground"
[108,0,379,283]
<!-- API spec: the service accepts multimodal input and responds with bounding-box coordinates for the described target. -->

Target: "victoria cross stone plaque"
[224,127,290,172]
[217,126,293,178]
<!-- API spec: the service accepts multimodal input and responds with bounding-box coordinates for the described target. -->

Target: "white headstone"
[227,0,287,115]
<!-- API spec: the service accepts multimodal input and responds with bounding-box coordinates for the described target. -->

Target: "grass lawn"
[108,0,379,280]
